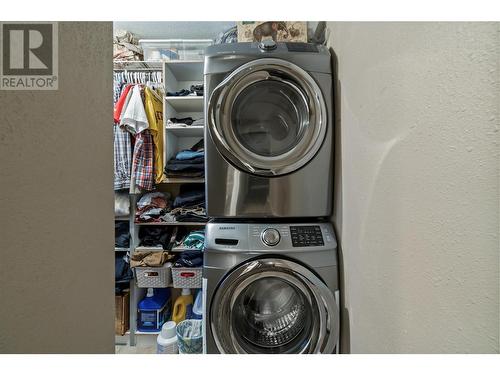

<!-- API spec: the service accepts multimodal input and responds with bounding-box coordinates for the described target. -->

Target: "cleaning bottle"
[157,321,178,354]
[172,288,193,323]
[137,288,171,332]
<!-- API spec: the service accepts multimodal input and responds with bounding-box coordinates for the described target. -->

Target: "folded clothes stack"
[135,192,171,223]
[115,253,133,292]
[173,250,203,268]
[166,84,203,97]
[173,230,205,251]
[164,139,204,179]
[115,222,130,248]
[138,226,173,248]
[162,185,207,223]
[167,117,204,127]
[130,250,175,268]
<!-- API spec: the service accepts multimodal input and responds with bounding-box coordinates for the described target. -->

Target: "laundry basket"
[135,263,172,288]
[172,267,202,288]
[176,319,203,354]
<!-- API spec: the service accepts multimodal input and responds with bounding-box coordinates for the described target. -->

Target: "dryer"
[204,42,334,218]
[203,221,340,354]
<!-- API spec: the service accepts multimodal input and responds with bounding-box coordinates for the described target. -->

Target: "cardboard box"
[115,290,130,336]
[237,21,307,43]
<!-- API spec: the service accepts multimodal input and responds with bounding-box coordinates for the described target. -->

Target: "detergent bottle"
[172,288,193,323]
[157,321,179,354]
[137,288,171,332]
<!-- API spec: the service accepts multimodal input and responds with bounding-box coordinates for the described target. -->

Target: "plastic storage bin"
[135,262,172,288]
[172,267,202,288]
[176,319,203,354]
[139,39,213,61]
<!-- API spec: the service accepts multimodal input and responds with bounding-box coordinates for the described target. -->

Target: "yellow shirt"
[144,87,164,184]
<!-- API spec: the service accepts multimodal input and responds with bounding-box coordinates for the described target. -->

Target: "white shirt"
[120,85,149,135]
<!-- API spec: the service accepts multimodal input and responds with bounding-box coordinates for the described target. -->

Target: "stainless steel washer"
[203,221,340,354]
[204,42,334,218]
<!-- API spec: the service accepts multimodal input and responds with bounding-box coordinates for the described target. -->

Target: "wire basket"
[135,263,172,288]
[172,267,202,288]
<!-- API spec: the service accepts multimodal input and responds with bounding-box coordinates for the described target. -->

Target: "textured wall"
[0,22,114,353]
[328,22,499,353]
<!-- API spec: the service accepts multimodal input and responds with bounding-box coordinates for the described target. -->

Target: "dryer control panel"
[290,225,324,247]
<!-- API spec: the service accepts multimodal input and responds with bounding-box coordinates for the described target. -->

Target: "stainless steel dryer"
[203,221,340,354]
[204,42,334,218]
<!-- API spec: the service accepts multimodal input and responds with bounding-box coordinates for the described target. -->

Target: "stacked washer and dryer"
[203,40,340,354]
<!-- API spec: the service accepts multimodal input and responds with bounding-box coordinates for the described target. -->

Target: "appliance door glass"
[208,58,327,177]
[210,258,339,354]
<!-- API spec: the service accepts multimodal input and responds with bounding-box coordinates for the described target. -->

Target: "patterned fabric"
[114,124,132,190]
[132,130,154,191]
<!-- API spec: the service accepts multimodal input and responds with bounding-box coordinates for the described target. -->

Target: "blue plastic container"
[137,288,171,332]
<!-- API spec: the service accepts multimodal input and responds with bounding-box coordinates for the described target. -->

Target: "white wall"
[328,22,499,353]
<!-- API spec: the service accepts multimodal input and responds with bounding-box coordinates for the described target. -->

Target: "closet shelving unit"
[113,60,166,347]
[117,59,206,348]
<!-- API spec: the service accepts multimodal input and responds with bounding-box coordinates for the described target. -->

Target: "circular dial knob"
[261,228,281,246]
[259,39,277,51]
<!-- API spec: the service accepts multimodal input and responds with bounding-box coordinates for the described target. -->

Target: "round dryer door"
[207,58,327,176]
[210,258,339,354]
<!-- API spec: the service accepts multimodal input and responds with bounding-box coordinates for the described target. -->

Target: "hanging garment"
[114,124,132,190]
[131,130,155,191]
[121,85,149,135]
[114,84,133,123]
[144,87,164,184]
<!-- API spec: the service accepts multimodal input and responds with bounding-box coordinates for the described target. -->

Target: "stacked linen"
[135,192,171,223]
[164,139,205,179]
[167,117,204,127]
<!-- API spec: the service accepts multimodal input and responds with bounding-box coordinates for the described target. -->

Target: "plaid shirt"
[114,124,132,190]
[132,130,155,191]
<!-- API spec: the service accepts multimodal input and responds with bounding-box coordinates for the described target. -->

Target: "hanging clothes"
[120,85,149,135]
[131,130,155,191]
[114,84,133,123]
[114,124,132,190]
[144,87,164,184]
[113,84,134,191]
[113,70,164,193]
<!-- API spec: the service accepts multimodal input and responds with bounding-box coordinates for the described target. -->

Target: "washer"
[204,42,334,218]
[203,221,340,354]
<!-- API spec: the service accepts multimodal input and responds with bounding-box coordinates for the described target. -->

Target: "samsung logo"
[219,226,236,230]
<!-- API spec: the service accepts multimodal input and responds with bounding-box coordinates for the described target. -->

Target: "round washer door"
[207,58,327,177]
[210,258,339,354]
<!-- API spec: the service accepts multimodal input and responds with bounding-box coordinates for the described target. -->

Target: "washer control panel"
[290,225,324,247]
[206,222,335,252]
[261,228,281,246]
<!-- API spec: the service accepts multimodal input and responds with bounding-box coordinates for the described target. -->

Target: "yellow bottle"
[172,288,193,324]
